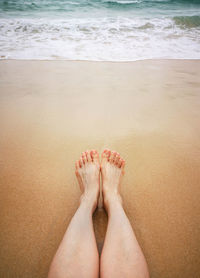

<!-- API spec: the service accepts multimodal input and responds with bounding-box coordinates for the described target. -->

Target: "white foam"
[0,16,200,60]
[103,0,142,4]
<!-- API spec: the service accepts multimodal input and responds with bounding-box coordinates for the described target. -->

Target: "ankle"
[80,190,99,212]
[103,191,123,212]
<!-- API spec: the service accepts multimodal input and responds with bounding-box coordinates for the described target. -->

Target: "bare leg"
[100,149,149,278]
[48,150,100,278]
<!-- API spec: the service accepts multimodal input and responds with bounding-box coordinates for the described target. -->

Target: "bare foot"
[75,150,100,212]
[101,149,125,211]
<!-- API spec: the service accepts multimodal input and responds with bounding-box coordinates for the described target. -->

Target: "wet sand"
[0,59,200,278]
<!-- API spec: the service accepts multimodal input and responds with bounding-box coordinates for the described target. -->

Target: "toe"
[102,149,111,161]
[118,158,123,168]
[115,154,120,166]
[82,152,87,164]
[86,150,92,162]
[101,151,107,164]
[75,160,79,170]
[91,150,99,163]
[113,151,117,162]
[109,151,117,163]
[121,159,125,170]
[79,158,83,168]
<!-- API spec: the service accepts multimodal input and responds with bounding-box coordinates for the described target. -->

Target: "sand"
[0,59,200,278]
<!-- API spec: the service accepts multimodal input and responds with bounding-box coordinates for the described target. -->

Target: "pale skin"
[48,149,149,278]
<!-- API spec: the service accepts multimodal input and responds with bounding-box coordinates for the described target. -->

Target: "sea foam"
[0,0,200,61]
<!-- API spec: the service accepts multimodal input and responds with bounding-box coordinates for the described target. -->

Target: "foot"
[75,150,100,212]
[101,149,125,211]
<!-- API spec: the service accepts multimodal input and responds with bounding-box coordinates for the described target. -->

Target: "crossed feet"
[75,149,125,212]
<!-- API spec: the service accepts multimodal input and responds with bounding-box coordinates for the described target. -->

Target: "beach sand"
[0,59,200,278]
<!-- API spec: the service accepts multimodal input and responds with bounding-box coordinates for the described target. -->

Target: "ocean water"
[0,0,200,61]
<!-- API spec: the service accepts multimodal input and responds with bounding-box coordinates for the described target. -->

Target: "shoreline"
[1,58,200,63]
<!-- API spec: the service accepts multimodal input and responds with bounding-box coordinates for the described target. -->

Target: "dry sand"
[0,59,200,278]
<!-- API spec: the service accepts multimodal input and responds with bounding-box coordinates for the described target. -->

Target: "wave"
[1,0,199,12]
[0,16,200,61]
[102,0,200,5]
[102,0,142,4]
[0,0,200,17]
[173,16,200,28]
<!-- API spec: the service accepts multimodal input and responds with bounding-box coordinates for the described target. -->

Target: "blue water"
[0,0,200,60]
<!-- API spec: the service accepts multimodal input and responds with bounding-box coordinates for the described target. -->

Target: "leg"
[100,149,149,278]
[48,150,100,278]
